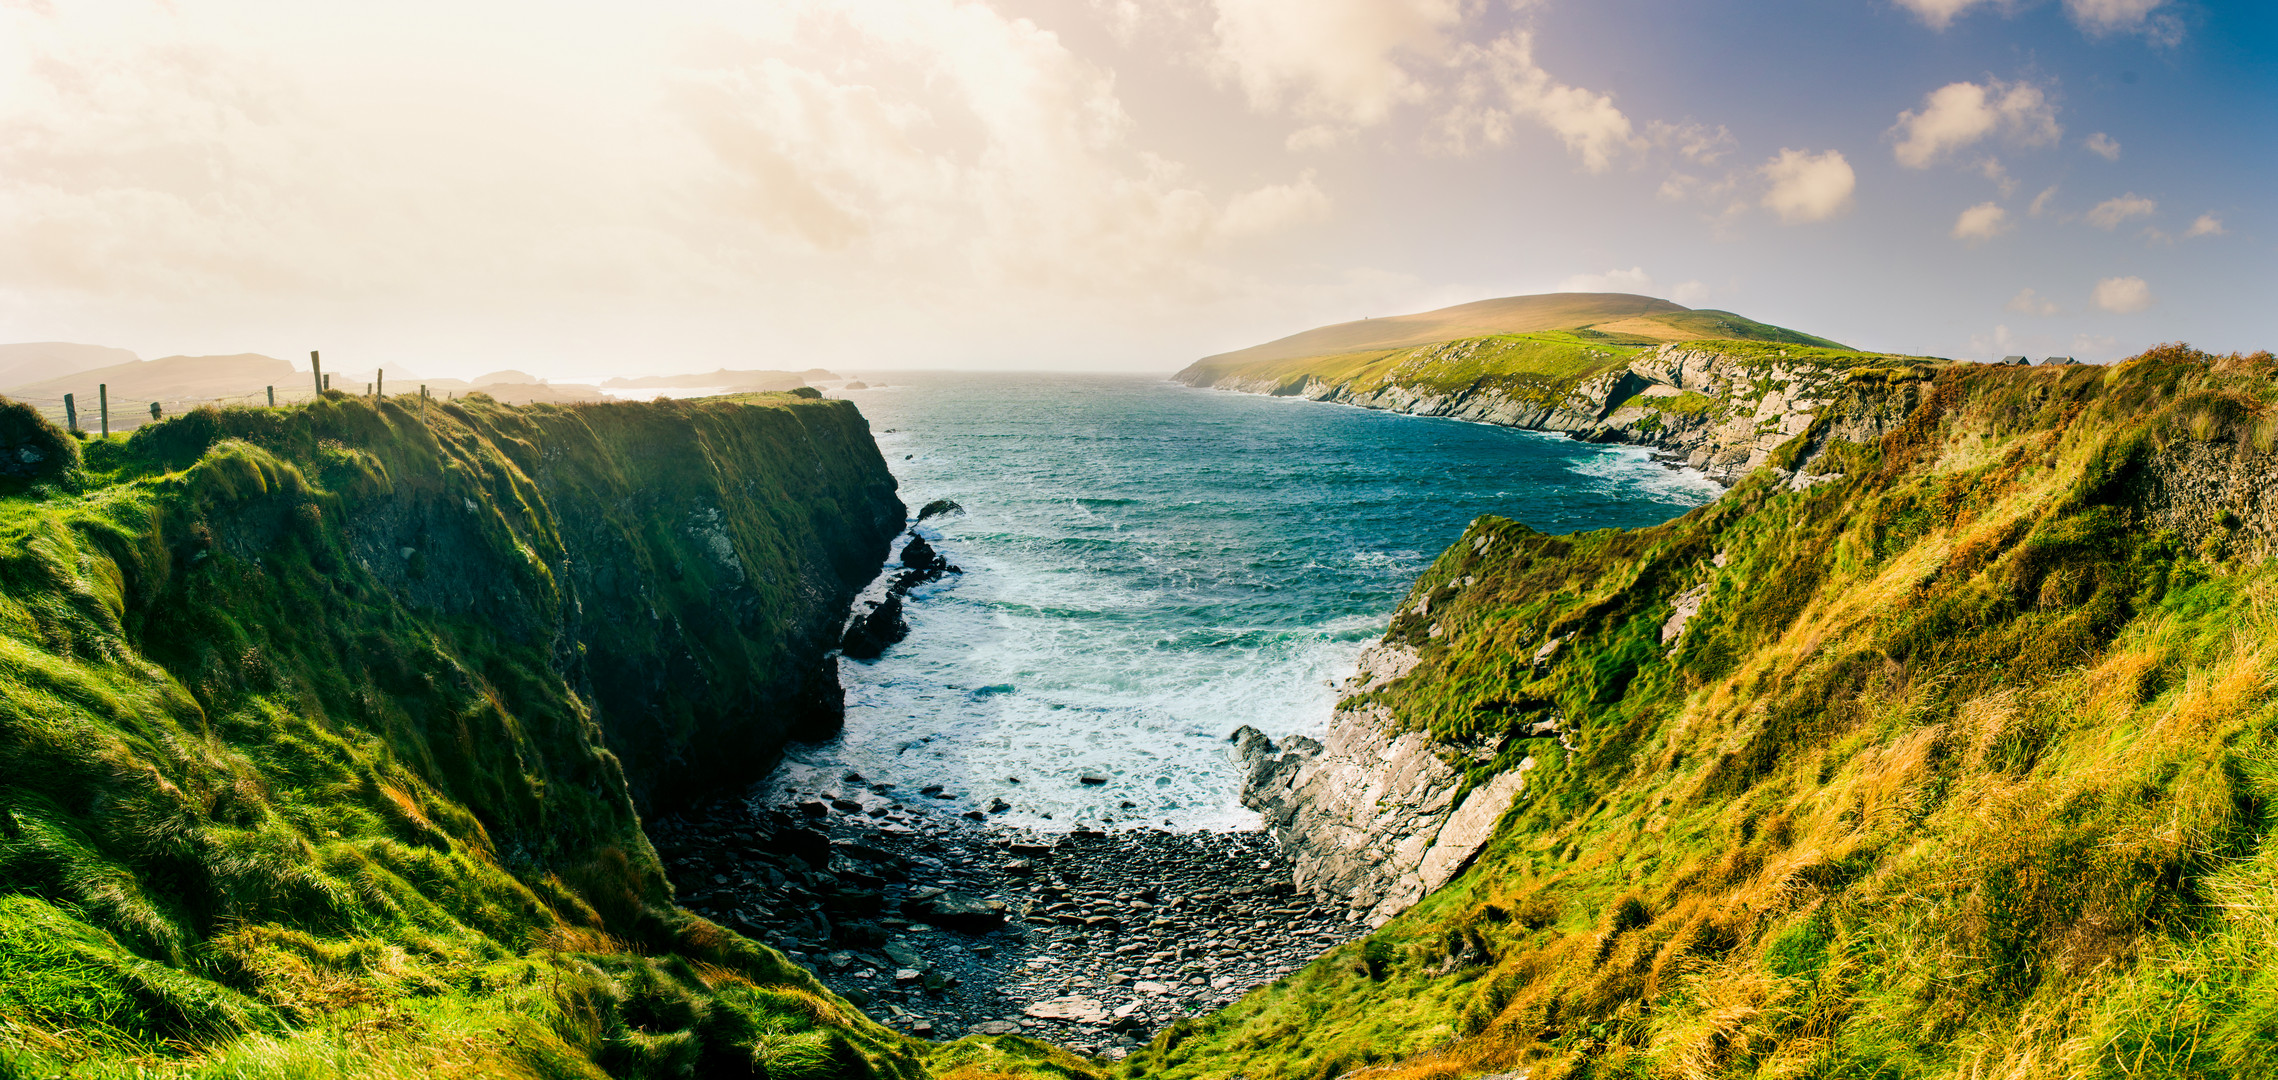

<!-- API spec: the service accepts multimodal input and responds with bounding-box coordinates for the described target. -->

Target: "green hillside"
[1127,344,2278,1079]
[0,390,959,1078]
[1179,293,1847,388]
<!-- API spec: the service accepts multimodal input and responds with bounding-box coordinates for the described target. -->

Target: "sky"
[0,0,2270,378]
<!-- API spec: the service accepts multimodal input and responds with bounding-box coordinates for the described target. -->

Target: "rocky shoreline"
[656,780,1364,1058]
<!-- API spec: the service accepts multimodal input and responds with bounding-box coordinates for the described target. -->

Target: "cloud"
[1671,280,1711,305]
[2065,0,2178,40]
[0,0,1344,371]
[1892,0,1993,31]
[2083,132,2121,160]
[2084,193,2157,229]
[2092,275,2153,314]
[1204,0,1464,127]
[2028,186,2059,218]
[1558,267,1654,294]
[1895,0,2181,40]
[1760,148,1855,223]
[1435,31,1642,171]
[1952,202,2010,244]
[2185,213,2226,238]
[1890,79,2061,169]
[1976,157,2018,196]
[2006,287,2059,316]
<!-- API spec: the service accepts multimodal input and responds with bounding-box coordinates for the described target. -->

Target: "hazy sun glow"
[1,0,2268,376]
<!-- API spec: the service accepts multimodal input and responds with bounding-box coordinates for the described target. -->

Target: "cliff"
[1131,344,2278,1079]
[1177,338,1944,484]
[0,391,938,1077]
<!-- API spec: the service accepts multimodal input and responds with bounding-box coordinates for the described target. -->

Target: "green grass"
[1178,330,1942,424]
[0,389,947,1078]
[1124,343,2278,1080]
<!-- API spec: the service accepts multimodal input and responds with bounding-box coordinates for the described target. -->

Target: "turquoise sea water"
[766,372,1718,830]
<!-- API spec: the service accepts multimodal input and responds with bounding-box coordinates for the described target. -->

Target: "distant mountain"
[1192,292,1845,373]
[602,368,838,392]
[7,353,295,406]
[0,342,140,391]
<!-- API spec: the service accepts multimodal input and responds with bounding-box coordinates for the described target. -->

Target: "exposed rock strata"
[1234,644,1547,927]
[1177,342,1864,485]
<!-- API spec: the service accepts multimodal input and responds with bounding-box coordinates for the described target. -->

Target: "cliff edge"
[0,391,930,1078]
[1136,344,2278,1079]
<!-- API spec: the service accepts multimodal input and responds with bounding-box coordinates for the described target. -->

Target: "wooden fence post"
[311,350,323,397]
[377,370,384,399]
[99,384,108,437]
[149,402,162,421]
[267,385,275,406]
[64,393,76,434]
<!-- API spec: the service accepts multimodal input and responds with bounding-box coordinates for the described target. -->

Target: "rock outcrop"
[1234,643,1552,926]
[1179,342,1890,485]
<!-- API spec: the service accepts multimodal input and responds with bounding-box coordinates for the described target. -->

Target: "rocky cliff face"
[1180,342,1883,485]
[1224,361,1929,928]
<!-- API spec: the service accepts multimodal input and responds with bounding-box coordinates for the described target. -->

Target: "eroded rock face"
[1235,644,1538,927]
[1183,343,1876,487]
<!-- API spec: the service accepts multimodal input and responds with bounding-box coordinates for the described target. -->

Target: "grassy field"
[1184,293,1850,376]
[1126,344,2278,1079]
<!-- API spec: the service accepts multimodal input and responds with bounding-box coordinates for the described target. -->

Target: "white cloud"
[2185,213,2226,238]
[1977,157,2018,196]
[1760,148,1856,224]
[1896,0,2181,41]
[2006,287,2059,316]
[2065,0,2176,38]
[1953,202,2010,244]
[1435,31,1642,171]
[1892,0,1994,31]
[2092,275,2153,314]
[1671,280,1711,305]
[1890,79,2061,169]
[2083,132,2121,160]
[1204,0,1464,127]
[0,0,1344,371]
[2028,185,2059,218]
[1558,267,1654,294]
[2084,193,2157,229]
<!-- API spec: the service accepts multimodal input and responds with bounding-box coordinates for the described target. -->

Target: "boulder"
[903,890,1008,932]
[840,594,908,659]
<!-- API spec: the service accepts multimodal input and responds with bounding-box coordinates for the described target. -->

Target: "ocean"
[762,372,1718,831]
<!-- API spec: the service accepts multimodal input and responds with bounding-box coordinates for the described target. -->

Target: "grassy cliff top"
[1128,343,2278,1080]
[0,389,976,1079]
[1184,293,1848,378]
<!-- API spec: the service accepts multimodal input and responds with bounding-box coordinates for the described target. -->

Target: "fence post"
[311,350,323,397]
[377,370,384,399]
[149,402,162,421]
[99,384,108,437]
[64,393,76,434]
[324,374,331,391]
[267,385,275,406]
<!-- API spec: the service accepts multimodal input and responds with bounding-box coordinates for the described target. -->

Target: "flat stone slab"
[1023,996,1107,1023]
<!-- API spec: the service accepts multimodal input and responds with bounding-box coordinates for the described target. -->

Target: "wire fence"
[12,378,434,435]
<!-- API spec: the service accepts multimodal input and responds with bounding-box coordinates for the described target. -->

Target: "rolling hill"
[1190,292,1845,374]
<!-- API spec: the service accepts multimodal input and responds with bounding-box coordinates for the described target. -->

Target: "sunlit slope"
[1177,292,1848,389]
[1129,344,2278,1080]
[0,391,955,1078]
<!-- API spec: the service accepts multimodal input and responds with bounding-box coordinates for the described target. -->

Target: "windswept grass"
[0,390,929,1077]
[1127,344,2278,1079]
